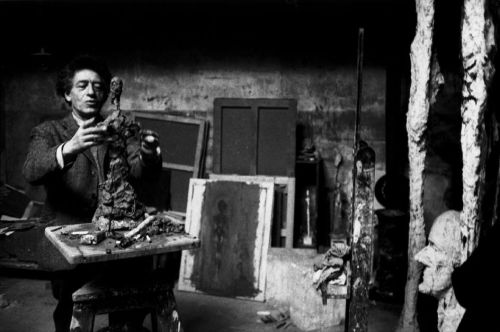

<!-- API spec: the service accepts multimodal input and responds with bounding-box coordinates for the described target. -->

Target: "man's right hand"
[62,118,108,157]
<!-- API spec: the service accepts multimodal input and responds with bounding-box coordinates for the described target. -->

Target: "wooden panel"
[214,104,256,175]
[179,179,273,301]
[213,98,296,177]
[273,186,285,246]
[45,223,200,265]
[140,168,192,212]
[131,112,207,213]
[132,113,204,171]
[136,169,170,211]
[209,174,295,249]
[169,169,193,212]
[257,105,296,177]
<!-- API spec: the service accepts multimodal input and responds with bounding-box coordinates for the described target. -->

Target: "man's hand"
[63,118,108,157]
[140,129,160,158]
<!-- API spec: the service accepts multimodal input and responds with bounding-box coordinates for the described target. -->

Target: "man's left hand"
[140,129,160,158]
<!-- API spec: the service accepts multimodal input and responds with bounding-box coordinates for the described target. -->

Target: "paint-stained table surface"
[45,223,200,265]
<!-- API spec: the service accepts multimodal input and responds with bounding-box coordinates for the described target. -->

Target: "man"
[24,55,160,225]
[23,55,161,332]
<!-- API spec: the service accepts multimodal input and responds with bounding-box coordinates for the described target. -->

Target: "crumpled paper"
[312,241,350,304]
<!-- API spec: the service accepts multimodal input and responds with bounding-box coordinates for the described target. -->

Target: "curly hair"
[56,55,112,102]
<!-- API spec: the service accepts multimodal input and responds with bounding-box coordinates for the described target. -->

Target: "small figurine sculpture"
[110,76,123,110]
[415,210,465,332]
[92,77,146,232]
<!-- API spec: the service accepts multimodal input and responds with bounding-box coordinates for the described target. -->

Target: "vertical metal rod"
[353,28,365,155]
[351,27,365,241]
[348,26,366,332]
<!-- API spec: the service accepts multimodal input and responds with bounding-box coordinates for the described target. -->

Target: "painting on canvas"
[178,178,273,301]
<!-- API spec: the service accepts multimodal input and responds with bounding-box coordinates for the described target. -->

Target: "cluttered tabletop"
[45,212,200,265]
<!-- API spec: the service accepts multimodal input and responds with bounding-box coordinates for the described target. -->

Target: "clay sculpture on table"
[92,77,145,232]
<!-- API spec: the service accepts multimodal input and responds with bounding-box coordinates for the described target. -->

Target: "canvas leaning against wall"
[178,178,274,301]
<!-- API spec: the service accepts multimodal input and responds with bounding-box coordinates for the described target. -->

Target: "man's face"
[65,69,106,119]
[415,243,454,298]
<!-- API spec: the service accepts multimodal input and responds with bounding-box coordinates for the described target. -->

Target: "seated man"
[23,55,161,332]
[416,209,500,331]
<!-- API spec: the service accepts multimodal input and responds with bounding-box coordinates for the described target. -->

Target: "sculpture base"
[93,216,138,232]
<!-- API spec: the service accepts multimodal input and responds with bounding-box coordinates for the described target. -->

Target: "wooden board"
[131,111,207,212]
[178,178,274,301]
[209,174,295,249]
[213,98,296,177]
[45,223,200,265]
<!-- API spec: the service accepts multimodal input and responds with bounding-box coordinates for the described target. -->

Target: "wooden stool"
[69,272,181,332]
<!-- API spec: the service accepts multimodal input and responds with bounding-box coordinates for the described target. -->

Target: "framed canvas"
[209,174,295,249]
[131,111,207,212]
[178,178,274,301]
[213,98,297,177]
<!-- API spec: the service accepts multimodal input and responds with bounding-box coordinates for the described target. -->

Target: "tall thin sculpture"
[347,28,376,332]
[398,1,435,331]
[460,0,496,260]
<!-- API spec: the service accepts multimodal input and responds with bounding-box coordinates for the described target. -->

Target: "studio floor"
[0,276,400,332]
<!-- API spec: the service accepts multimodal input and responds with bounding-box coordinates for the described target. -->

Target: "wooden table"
[45,223,200,265]
[45,223,200,332]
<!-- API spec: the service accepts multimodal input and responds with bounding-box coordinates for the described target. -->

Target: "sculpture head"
[415,210,462,298]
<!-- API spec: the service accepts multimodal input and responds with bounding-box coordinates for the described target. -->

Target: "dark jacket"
[23,113,159,225]
[452,221,500,331]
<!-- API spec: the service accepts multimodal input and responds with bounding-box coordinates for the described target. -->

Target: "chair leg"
[156,290,182,332]
[70,302,95,332]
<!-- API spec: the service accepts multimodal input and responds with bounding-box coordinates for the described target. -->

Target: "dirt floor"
[0,276,400,332]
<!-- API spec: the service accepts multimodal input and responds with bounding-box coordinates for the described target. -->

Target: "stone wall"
[2,53,386,241]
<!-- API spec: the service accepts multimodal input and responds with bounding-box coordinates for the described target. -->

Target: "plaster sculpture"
[414,210,465,332]
[398,0,435,330]
[460,0,496,260]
